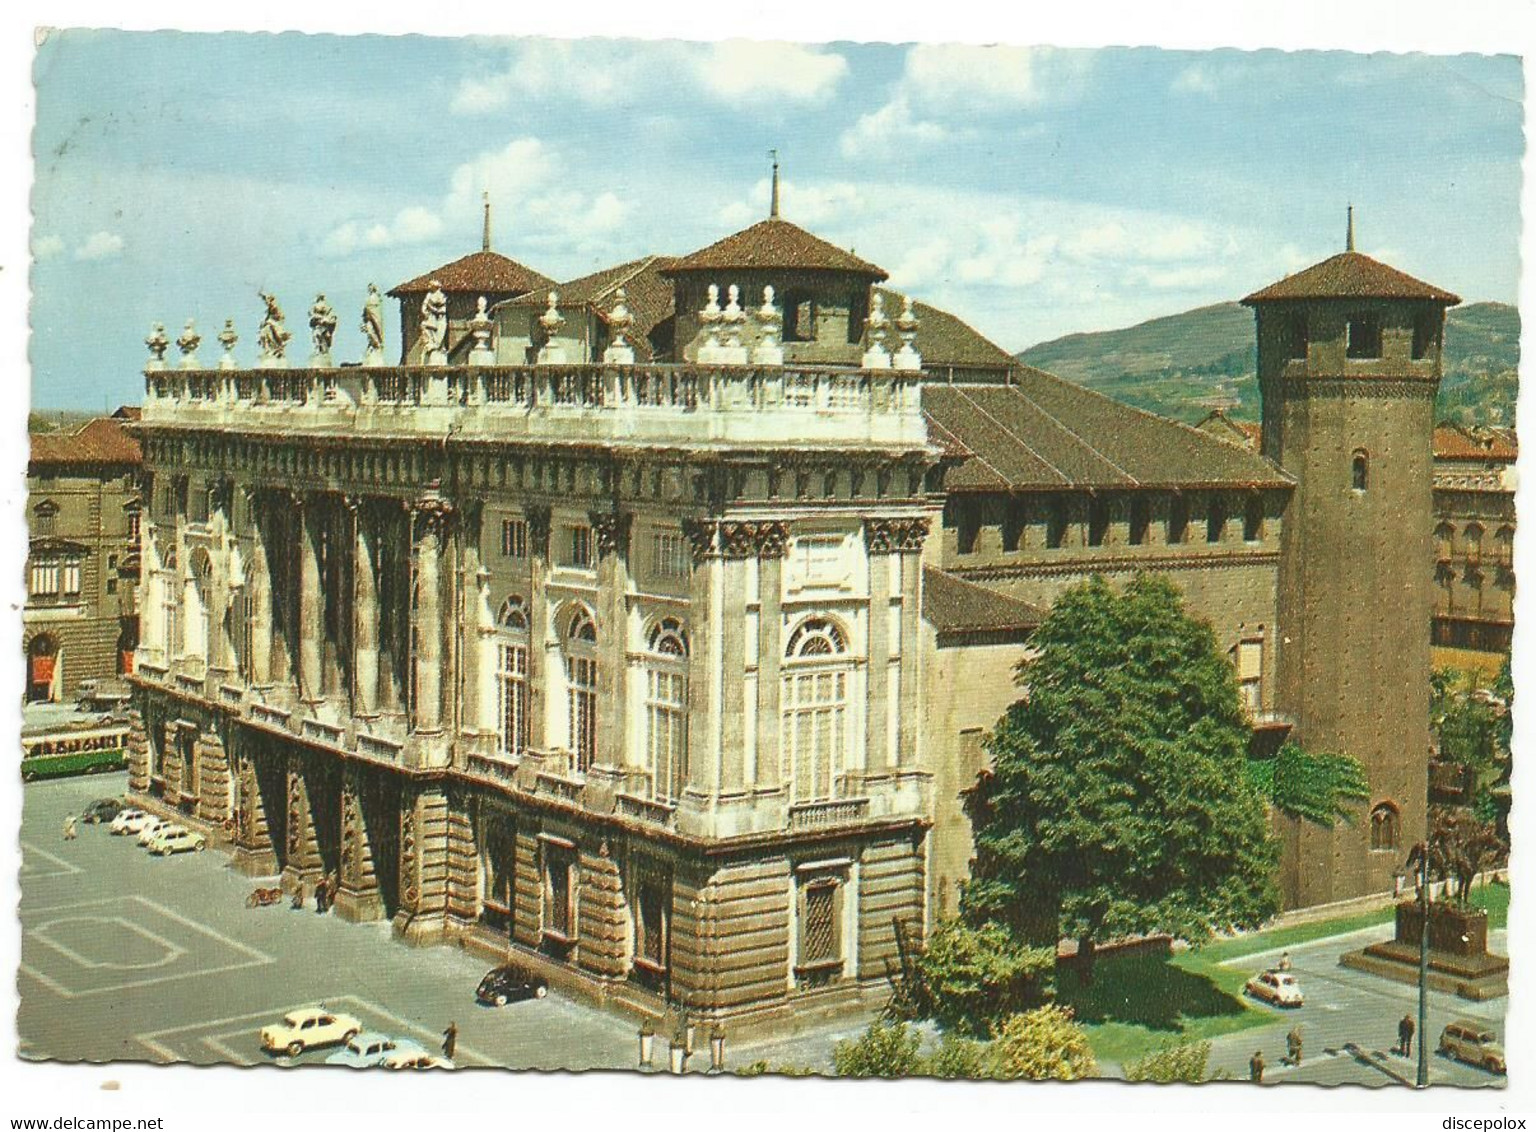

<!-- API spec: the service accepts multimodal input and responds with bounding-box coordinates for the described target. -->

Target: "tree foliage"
[832,1019,924,1078]
[961,574,1280,974]
[1123,1040,1212,1083]
[1245,742,1368,826]
[895,919,1055,1037]
[986,1006,1098,1081]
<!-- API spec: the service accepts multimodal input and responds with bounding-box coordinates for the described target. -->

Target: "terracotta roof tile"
[508,256,677,359]
[1434,423,1518,461]
[663,218,888,279]
[923,567,1045,635]
[1242,251,1460,305]
[876,288,1019,374]
[30,416,142,467]
[390,250,555,297]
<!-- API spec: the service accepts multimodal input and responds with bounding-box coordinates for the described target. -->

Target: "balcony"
[788,797,870,830]
[615,792,676,828]
[140,362,929,450]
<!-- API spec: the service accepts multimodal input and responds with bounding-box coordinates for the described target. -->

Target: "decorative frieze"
[864,516,929,554]
[681,518,790,563]
[589,510,633,559]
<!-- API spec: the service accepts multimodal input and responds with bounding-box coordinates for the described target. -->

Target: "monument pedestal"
[1339,899,1508,1000]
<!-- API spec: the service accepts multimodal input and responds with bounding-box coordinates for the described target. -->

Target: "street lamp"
[1407,840,1430,1088]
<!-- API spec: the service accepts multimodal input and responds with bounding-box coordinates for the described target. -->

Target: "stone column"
[525,506,552,750]
[458,504,491,738]
[893,518,929,767]
[410,499,450,734]
[591,509,633,770]
[681,519,720,798]
[334,761,384,922]
[576,843,627,980]
[755,538,786,791]
[298,496,323,703]
[126,707,151,795]
[351,500,379,716]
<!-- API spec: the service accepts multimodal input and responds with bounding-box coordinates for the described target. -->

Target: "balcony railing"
[616,792,676,827]
[140,362,929,449]
[788,797,870,830]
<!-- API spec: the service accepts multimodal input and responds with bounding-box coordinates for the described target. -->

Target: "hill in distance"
[1018,300,1519,426]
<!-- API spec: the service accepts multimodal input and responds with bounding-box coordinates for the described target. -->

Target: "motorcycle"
[245,886,284,908]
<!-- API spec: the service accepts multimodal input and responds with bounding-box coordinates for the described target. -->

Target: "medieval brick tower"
[1244,214,1461,908]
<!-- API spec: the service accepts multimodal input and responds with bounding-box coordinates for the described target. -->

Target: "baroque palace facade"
[124,197,1456,1033]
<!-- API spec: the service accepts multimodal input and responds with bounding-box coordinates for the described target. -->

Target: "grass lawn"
[1470,880,1510,929]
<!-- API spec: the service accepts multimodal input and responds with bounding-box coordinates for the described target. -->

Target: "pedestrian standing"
[314,874,328,914]
[291,883,305,911]
[1277,951,1292,972]
[62,815,77,841]
[1249,1050,1265,1083]
[1397,1014,1415,1058]
[1287,1025,1303,1067]
[442,1021,458,1061]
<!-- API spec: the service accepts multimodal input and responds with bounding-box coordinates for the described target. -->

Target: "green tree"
[1245,742,1368,825]
[962,574,1280,981]
[832,1019,923,1078]
[897,919,1055,1037]
[985,1005,1097,1081]
[1124,1040,1212,1083]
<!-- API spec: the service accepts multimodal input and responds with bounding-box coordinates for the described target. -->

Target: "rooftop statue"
[145,322,170,369]
[257,292,292,361]
[176,319,203,369]
[308,293,339,359]
[419,279,449,358]
[362,284,385,355]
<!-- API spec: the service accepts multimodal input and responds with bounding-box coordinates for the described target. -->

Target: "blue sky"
[29,32,1523,409]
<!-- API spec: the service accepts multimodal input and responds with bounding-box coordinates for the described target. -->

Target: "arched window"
[645,618,689,803]
[1434,521,1456,561]
[564,608,598,772]
[1369,802,1400,852]
[1464,522,1484,563]
[1352,450,1369,493]
[781,618,850,804]
[496,598,530,759]
[185,550,213,665]
[1495,525,1515,566]
[783,289,818,343]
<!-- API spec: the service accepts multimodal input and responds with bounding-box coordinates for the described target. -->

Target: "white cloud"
[1172,65,1219,95]
[840,96,949,160]
[73,230,123,261]
[716,178,865,230]
[32,234,64,261]
[693,41,847,103]
[451,42,652,113]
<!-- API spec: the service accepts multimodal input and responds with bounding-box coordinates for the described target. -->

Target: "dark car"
[80,798,126,824]
[476,964,549,1007]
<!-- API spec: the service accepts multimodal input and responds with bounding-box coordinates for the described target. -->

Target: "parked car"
[80,798,126,824]
[109,809,151,836]
[136,817,178,846]
[325,1032,426,1069]
[1244,969,1304,1008]
[1439,1020,1506,1074]
[260,1007,362,1058]
[146,827,207,856]
[381,1049,454,1070]
[476,963,549,1006]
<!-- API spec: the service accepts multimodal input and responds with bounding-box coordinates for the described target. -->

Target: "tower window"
[1286,312,1309,360]
[1129,497,1150,546]
[1205,496,1227,544]
[1346,314,1382,360]
[783,290,818,343]
[955,502,980,555]
[1046,497,1069,549]
[1168,496,1189,545]
[1243,494,1265,542]
[1369,802,1400,852]
[1351,450,1368,493]
[1412,311,1439,360]
[1087,497,1111,548]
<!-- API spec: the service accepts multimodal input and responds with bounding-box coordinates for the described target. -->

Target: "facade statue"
[362,284,385,354]
[419,280,448,355]
[144,322,169,365]
[308,293,339,358]
[257,292,292,359]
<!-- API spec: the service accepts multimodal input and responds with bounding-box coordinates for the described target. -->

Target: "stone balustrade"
[141,361,928,448]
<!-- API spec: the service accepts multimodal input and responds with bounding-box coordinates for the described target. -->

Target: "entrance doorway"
[26,635,58,703]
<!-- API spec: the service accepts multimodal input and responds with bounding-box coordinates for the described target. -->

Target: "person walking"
[313,874,328,914]
[1397,1014,1415,1058]
[1249,1050,1266,1083]
[1287,1025,1303,1067]
[62,814,77,841]
[441,1022,458,1061]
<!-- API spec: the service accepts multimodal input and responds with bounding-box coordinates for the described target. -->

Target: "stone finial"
[468,295,495,362]
[176,319,202,370]
[752,285,784,366]
[719,284,748,364]
[537,291,567,365]
[894,294,921,371]
[308,293,339,364]
[419,280,449,365]
[603,287,635,365]
[697,284,723,363]
[145,322,170,371]
[862,290,891,369]
[256,292,292,369]
[217,319,239,370]
[361,283,385,367]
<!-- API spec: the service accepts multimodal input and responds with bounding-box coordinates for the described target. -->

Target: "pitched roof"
[875,288,1019,373]
[923,567,1045,635]
[923,371,1292,491]
[662,218,888,280]
[1434,422,1518,461]
[1193,409,1261,451]
[389,250,555,297]
[30,416,142,468]
[509,255,677,349]
[1242,251,1460,305]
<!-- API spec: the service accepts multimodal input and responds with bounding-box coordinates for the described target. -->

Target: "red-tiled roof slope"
[390,250,555,297]
[663,218,888,280]
[511,256,676,339]
[30,416,142,467]
[1194,409,1261,451]
[923,567,1045,635]
[1242,251,1460,305]
[875,288,1019,373]
[924,370,1292,491]
[1434,422,1518,461]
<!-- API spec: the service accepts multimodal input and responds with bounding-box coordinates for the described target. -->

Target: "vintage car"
[136,817,178,846]
[325,1033,426,1069]
[80,798,126,824]
[476,963,549,1007]
[1439,1020,1506,1074]
[1244,969,1304,1008]
[260,1007,362,1058]
[108,808,151,836]
[381,1049,454,1070]
[146,827,207,856]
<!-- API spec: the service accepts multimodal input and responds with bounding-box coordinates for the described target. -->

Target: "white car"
[137,817,179,846]
[325,1032,426,1069]
[1245,969,1304,1008]
[146,827,206,856]
[109,808,151,836]
[260,1007,362,1058]
[382,1050,454,1071]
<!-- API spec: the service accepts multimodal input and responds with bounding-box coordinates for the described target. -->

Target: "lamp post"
[1408,840,1430,1088]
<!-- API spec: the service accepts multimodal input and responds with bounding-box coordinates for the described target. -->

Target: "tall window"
[651,531,690,580]
[33,500,58,537]
[1465,523,1484,563]
[795,872,846,984]
[1352,450,1369,493]
[496,598,530,759]
[1412,311,1439,360]
[1243,494,1265,542]
[1370,802,1400,851]
[127,506,142,542]
[781,618,850,804]
[645,619,689,803]
[1205,496,1227,544]
[1233,637,1263,713]
[568,525,594,569]
[29,560,60,598]
[542,843,577,940]
[1285,312,1309,360]
[501,518,528,559]
[1346,314,1382,359]
[565,609,598,772]
[784,290,817,342]
[632,872,671,982]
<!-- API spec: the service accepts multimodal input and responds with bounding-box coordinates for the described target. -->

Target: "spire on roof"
[769,148,780,219]
[482,191,492,253]
[1346,204,1355,252]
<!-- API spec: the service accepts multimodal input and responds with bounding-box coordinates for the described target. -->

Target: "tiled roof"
[663,218,888,280]
[1193,409,1261,451]
[1242,251,1460,305]
[1434,422,1518,461]
[875,288,1019,373]
[30,416,142,468]
[390,250,556,297]
[508,256,677,360]
[924,371,1292,491]
[923,567,1045,635]
[111,405,142,421]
